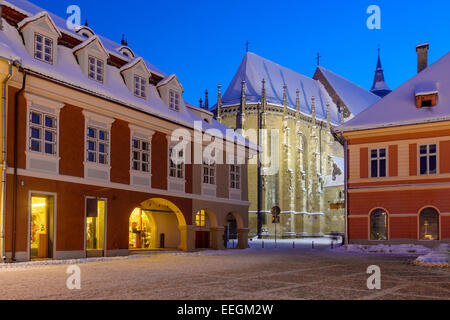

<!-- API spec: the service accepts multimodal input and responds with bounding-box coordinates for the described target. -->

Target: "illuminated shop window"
[370,209,388,241]
[420,208,439,240]
[29,110,57,155]
[86,199,105,251]
[196,210,207,227]
[129,208,153,249]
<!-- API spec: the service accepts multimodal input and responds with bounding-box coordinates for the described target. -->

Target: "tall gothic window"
[419,208,439,240]
[370,209,388,240]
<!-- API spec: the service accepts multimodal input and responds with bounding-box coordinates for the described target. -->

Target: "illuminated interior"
[129,208,153,249]
[370,209,388,241]
[420,208,439,240]
[30,195,53,259]
[86,199,105,250]
[195,210,206,227]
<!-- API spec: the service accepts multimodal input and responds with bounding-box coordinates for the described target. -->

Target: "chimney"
[416,43,429,73]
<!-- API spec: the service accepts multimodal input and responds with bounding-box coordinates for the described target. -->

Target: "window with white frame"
[169,90,180,111]
[88,55,104,83]
[134,75,147,99]
[169,146,184,179]
[86,126,109,165]
[419,144,437,175]
[370,148,387,178]
[132,137,150,173]
[34,33,53,64]
[203,160,216,185]
[230,165,241,189]
[29,110,57,155]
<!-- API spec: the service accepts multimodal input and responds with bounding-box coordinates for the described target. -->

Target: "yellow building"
[213,52,381,238]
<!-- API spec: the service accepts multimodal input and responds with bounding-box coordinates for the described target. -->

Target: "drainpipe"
[11,68,26,262]
[343,136,349,245]
[0,60,14,263]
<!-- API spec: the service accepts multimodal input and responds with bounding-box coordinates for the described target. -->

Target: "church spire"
[204,89,209,110]
[370,46,392,98]
[236,81,246,129]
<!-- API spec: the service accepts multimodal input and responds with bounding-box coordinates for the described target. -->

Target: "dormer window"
[170,90,180,111]
[134,75,147,99]
[415,82,438,108]
[88,56,104,83]
[34,33,53,64]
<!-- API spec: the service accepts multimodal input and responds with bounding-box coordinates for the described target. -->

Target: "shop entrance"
[129,208,155,249]
[30,194,55,259]
[85,198,106,257]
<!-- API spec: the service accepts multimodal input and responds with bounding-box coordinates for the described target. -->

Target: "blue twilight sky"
[32,0,450,106]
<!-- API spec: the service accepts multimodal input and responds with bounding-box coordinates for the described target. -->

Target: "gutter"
[0,58,14,263]
[342,132,349,245]
[11,66,25,262]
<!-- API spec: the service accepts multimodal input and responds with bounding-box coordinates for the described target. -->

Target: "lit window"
[419,144,437,175]
[195,210,207,227]
[169,90,180,111]
[29,110,57,155]
[88,56,104,83]
[169,146,184,179]
[203,159,216,185]
[370,148,387,178]
[419,208,439,240]
[34,33,53,64]
[132,138,150,173]
[230,165,241,189]
[86,126,109,165]
[134,75,147,99]
[370,209,388,241]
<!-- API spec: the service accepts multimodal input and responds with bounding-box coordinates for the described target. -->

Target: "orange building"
[339,44,450,244]
[0,1,257,262]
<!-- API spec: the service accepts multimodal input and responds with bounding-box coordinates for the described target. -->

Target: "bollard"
[312,241,314,249]
[293,241,295,249]
[262,240,264,249]
[331,241,334,249]
[233,240,235,249]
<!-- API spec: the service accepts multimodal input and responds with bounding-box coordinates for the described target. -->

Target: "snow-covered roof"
[0,7,257,151]
[17,10,61,37]
[72,35,108,57]
[339,51,450,132]
[1,0,167,78]
[220,52,341,125]
[415,82,438,96]
[317,66,381,116]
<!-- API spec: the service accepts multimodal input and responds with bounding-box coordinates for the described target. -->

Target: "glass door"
[86,199,106,252]
[30,195,54,259]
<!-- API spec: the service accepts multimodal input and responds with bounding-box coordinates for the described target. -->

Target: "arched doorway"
[224,213,244,248]
[194,209,219,249]
[419,207,439,240]
[370,208,388,241]
[129,208,156,250]
[129,198,187,250]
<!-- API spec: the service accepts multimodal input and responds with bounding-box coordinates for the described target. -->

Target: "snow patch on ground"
[0,256,137,271]
[414,244,449,268]
[334,244,432,256]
